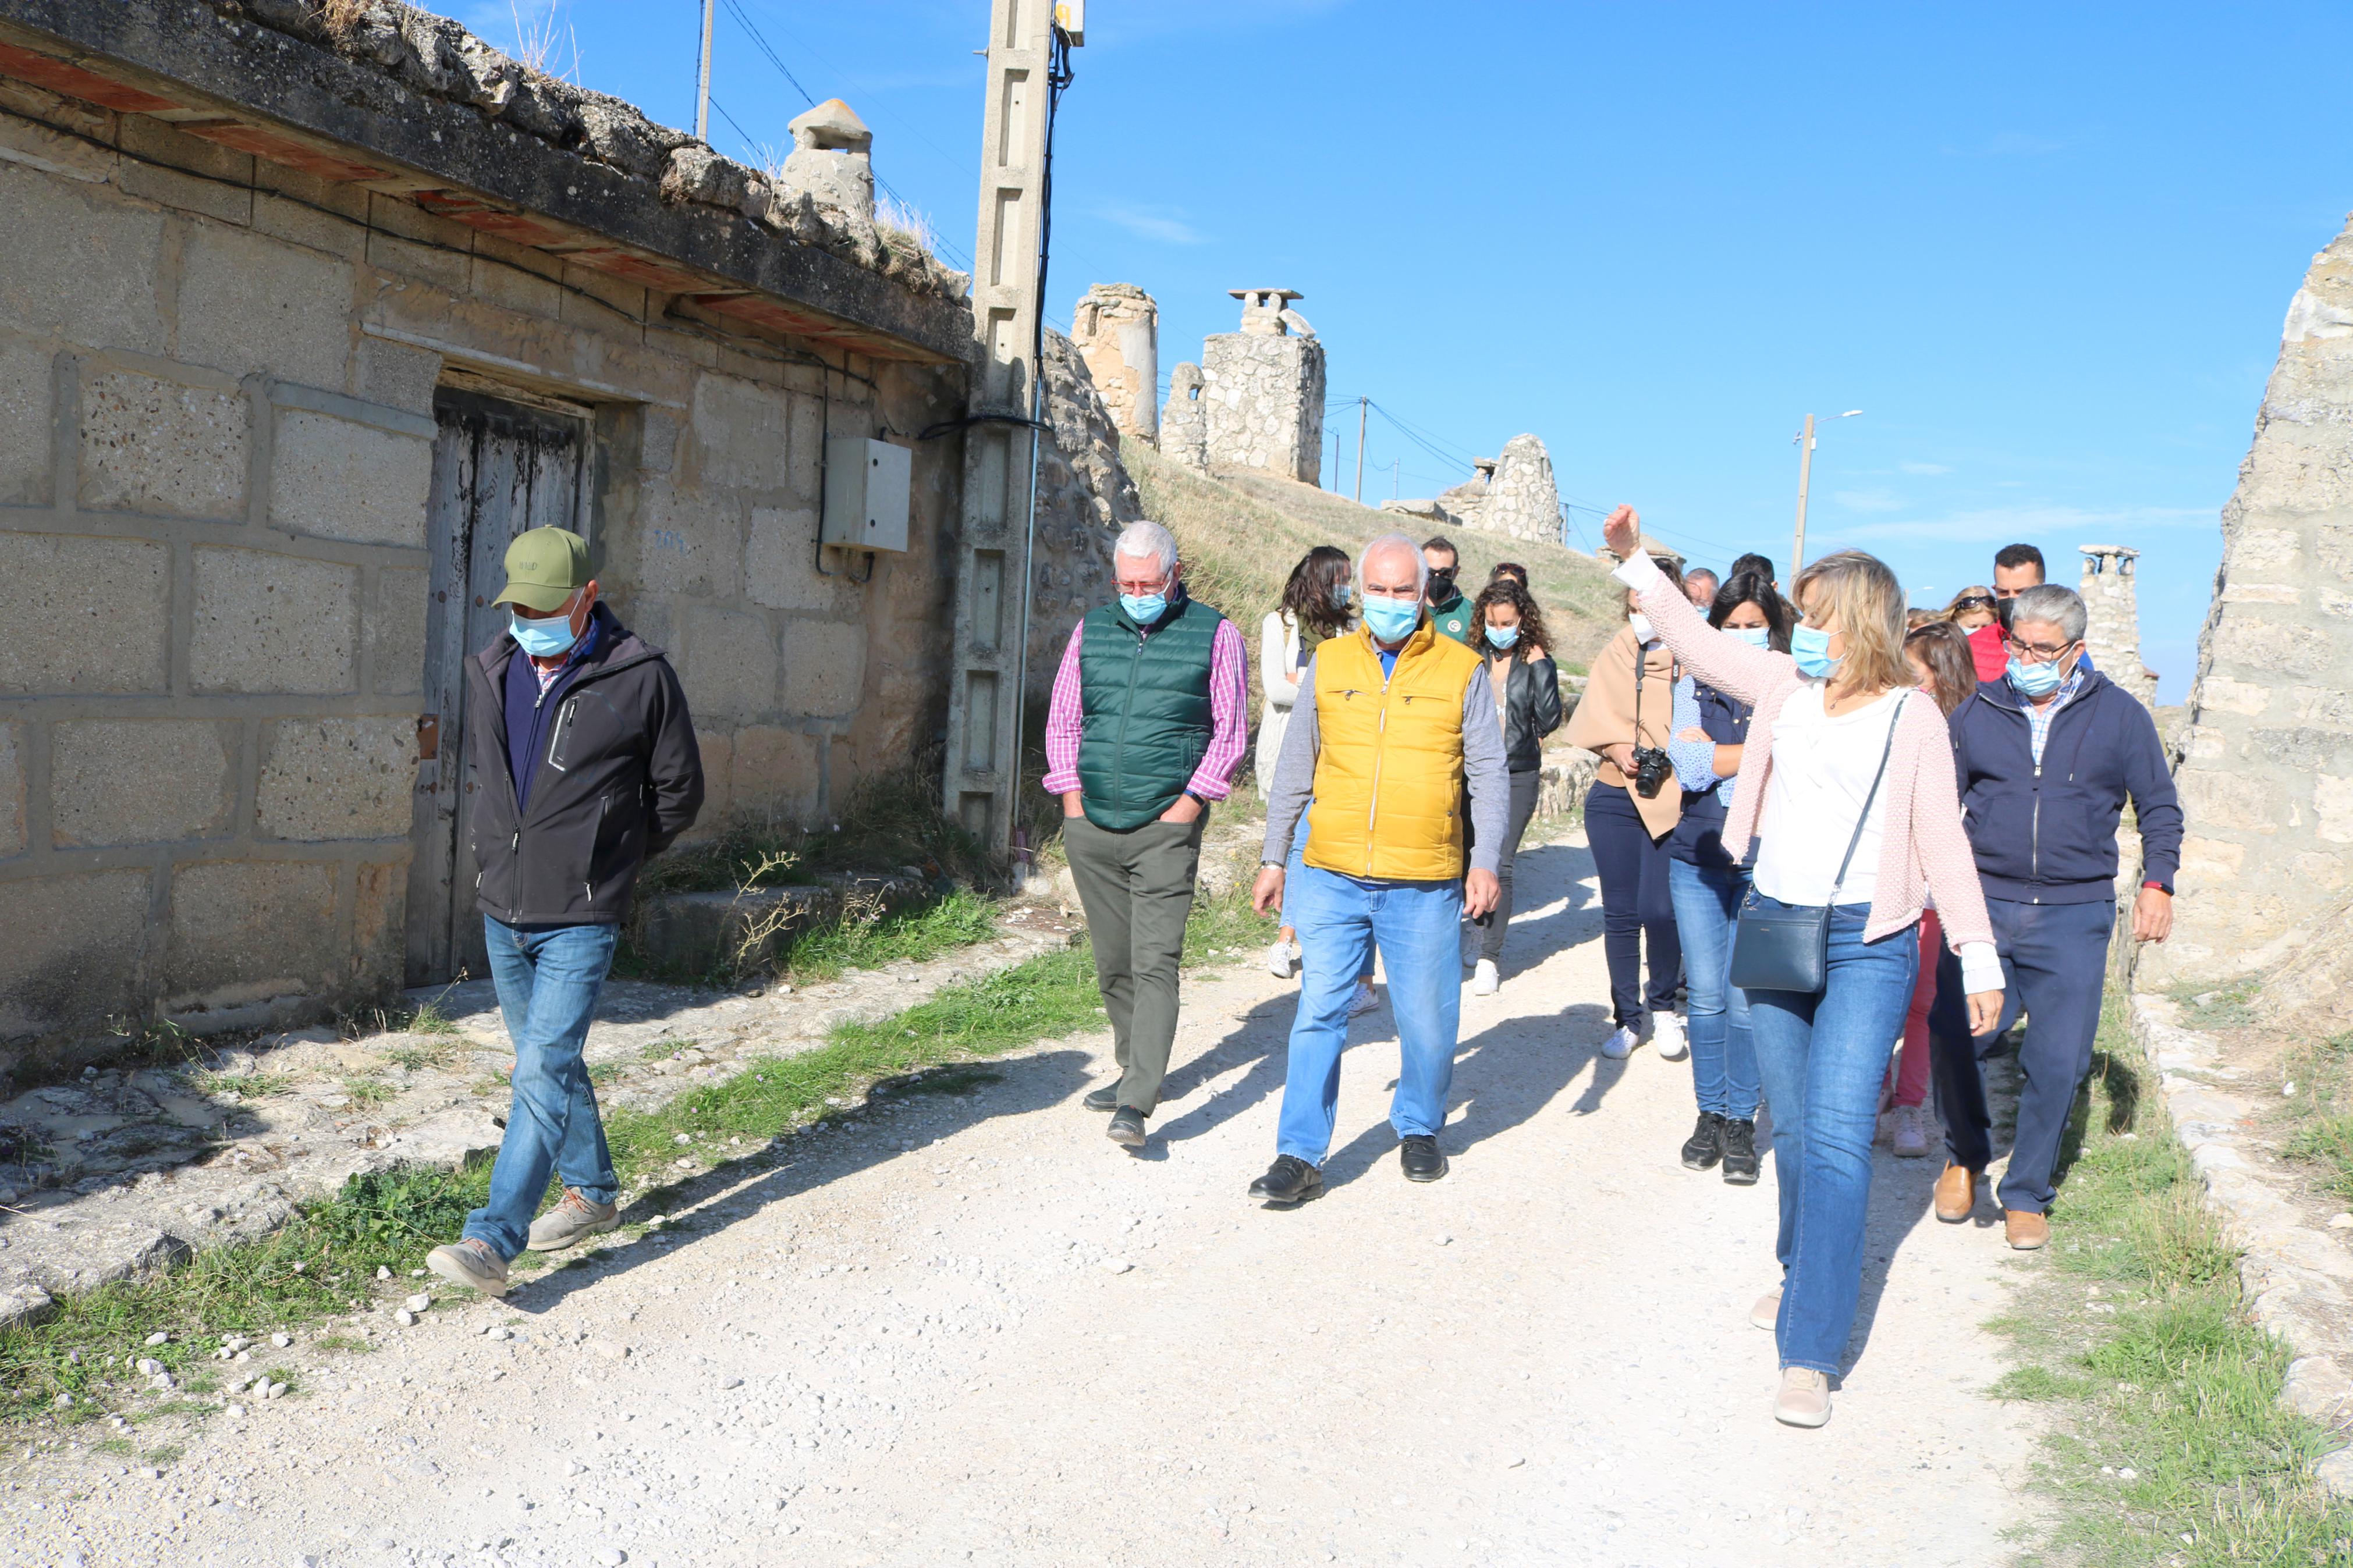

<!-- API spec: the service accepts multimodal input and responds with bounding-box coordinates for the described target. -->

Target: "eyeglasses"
[2006,635,2079,664]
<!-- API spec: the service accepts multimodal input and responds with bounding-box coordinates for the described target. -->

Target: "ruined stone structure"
[1385,433,1561,544]
[1025,329,1143,705]
[775,98,876,225]
[2078,546,2156,707]
[1070,283,1157,447]
[2145,215,2353,990]
[0,0,989,1060]
[1160,289,1325,483]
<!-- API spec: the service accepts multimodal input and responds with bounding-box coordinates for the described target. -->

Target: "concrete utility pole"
[1790,408,1861,575]
[694,0,714,142]
[1354,396,1367,503]
[941,0,1078,859]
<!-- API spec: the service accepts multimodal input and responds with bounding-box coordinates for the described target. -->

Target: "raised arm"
[1598,506,1789,706]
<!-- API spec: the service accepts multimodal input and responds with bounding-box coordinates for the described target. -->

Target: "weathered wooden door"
[404,387,588,986]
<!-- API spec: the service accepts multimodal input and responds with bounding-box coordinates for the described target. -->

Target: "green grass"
[338,1077,396,1110]
[2169,979,2263,1031]
[779,887,998,982]
[1992,997,2353,1565]
[188,1070,290,1101]
[1180,885,1280,968]
[375,1040,456,1072]
[2283,1115,2353,1203]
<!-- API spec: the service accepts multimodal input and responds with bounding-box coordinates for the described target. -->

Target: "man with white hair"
[1683,567,1719,611]
[1248,533,1507,1202]
[1041,520,1249,1149]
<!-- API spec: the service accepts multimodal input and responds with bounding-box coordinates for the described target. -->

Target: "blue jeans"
[1277,865,1461,1163]
[1746,897,1920,1375]
[1667,858,1759,1120]
[464,916,622,1260]
[1283,837,1372,982]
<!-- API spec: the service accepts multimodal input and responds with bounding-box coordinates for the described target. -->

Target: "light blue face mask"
[1484,623,1520,650]
[1119,589,1169,625]
[1790,624,1840,678]
[1726,625,1772,649]
[1361,594,1421,645]
[510,602,583,659]
[2008,653,2067,699]
[1331,582,1355,610]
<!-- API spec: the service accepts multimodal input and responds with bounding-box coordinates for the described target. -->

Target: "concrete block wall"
[0,92,965,1065]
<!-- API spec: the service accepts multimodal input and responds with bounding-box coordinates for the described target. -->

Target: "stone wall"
[1070,283,1157,448]
[2078,547,2156,707]
[1381,433,1560,545]
[0,32,969,1061]
[1159,290,1324,484]
[2142,215,2353,990]
[1021,329,1142,705]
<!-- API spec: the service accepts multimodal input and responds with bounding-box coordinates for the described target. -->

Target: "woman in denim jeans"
[1601,506,2004,1430]
[1663,570,1790,1184]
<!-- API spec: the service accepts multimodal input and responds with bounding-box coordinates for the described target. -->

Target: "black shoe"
[1082,1083,1120,1112]
[1399,1134,1448,1183]
[1720,1118,1761,1185]
[1106,1107,1147,1147]
[1248,1155,1324,1207]
[1680,1111,1725,1171]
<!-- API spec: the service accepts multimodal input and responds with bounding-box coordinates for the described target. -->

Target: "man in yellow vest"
[1248,534,1508,1203]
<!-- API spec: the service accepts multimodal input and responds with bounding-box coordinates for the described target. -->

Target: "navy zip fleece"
[1947,669,2182,904]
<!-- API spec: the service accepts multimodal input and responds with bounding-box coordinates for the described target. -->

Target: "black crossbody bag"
[1727,699,1904,995]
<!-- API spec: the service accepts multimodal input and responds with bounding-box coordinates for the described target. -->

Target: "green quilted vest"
[1075,592,1225,831]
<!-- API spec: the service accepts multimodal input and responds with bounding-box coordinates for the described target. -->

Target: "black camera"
[1631,744,1674,798]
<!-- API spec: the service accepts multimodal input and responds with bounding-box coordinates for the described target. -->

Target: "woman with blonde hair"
[1942,585,1998,632]
[1600,506,2003,1431]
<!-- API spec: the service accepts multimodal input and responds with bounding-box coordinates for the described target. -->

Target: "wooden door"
[404,388,587,985]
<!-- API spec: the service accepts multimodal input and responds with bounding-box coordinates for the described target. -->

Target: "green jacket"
[1428,589,1475,647]
[1076,591,1226,830]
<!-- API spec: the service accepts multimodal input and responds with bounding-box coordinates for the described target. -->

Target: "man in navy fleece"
[1935,582,2181,1251]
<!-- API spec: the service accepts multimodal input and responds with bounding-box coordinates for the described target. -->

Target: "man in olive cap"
[428,527,703,1297]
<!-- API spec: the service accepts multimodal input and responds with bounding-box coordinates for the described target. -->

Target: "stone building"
[1069,283,1156,447]
[0,0,998,1062]
[1159,288,1325,483]
[2077,545,2156,707]
[2144,214,2353,990]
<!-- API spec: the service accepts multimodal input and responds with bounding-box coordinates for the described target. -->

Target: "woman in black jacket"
[1464,578,1564,994]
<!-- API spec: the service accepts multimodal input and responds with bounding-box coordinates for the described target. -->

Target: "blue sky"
[470,1,2353,701]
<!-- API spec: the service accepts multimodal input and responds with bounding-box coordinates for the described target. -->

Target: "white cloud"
[1096,204,1208,246]
[1898,461,1952,476]
[1838,503,2212,545]
[1832,488,1904,513]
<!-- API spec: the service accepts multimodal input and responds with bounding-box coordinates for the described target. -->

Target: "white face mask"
[1628,613,1655,643]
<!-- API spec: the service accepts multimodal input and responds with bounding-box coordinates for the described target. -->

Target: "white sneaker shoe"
[1266,938,1301,978]
[1470,959,1499,995]
[1600,1025,1640,1059]
[1347,979,1380,1017]
[1652,1012,1688,1062]
[1891,1103,1930,1158]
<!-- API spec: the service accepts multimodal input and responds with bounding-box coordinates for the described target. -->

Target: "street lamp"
[1791,409,1862,575]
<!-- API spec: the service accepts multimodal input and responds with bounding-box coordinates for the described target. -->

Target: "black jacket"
[1489,652,1565,772]
[1947,668,2182,905]
[465,605,704,926]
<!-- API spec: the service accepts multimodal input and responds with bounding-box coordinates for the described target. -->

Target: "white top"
[1751,685,1907,909]
[1259,610,1304,714]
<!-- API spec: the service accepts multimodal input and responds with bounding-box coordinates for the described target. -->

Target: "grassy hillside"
[1126,440,1625,692]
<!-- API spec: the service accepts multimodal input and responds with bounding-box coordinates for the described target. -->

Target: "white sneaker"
[1652,1012,1688,1062]
[1471,959,1499,995]
[1347,979,1380,1017]
[1600,1025,1639,1059]
[1891,1104,1930,1158]
[1266,938,1300,978]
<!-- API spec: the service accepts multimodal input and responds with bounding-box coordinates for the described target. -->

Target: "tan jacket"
[1563,624,1683,839]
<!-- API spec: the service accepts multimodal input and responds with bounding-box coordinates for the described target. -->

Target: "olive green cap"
[492,527,591,612]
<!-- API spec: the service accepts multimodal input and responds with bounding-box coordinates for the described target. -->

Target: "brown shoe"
[2005,1210,2050,1250]
[1933,1163,1978,1223]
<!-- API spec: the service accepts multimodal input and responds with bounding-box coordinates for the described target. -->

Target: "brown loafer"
[2004,1210,2050,1250]
[1933,1162,1979,1224]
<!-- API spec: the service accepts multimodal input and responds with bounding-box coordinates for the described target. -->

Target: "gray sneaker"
[527,1189,620,1251]
[426,1238,511,1297]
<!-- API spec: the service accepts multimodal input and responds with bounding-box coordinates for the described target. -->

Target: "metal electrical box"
[821,438,912,553]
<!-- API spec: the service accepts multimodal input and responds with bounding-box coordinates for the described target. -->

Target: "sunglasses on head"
[1952,594,1994,610]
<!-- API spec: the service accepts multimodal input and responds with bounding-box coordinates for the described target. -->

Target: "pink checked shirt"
[1040,611,1250,802]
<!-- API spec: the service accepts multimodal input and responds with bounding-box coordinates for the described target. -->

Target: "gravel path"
[6,834,2039,1567]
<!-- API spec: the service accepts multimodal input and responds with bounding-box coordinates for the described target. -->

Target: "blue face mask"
[1790,624,1840,679]
[1361,595,1421,645]
[1331,582,1355,610]
[1484,623,1520,650]
[1119,591,1168,626]
[2008,654,2067,699]
[1726,625,1772,649]
[510,602,583,659]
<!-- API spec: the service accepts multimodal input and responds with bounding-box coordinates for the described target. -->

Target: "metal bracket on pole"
[941,0,1071,863]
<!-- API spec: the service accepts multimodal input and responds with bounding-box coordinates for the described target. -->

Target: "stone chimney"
[2078,545,2156,707]
[776,98,874,222]
[1231,287,1304,336]
[1071,283,1159,447]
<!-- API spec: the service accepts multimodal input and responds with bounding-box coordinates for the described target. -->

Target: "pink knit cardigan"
[1623,555,1993,950]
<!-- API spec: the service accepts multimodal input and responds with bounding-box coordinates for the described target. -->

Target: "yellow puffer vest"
[1304,619,1486,881]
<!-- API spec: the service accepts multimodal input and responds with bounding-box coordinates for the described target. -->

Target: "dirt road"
[7,833,2037,1567]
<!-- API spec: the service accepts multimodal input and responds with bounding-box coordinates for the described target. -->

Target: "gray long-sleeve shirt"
[1260,648,1511,877]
